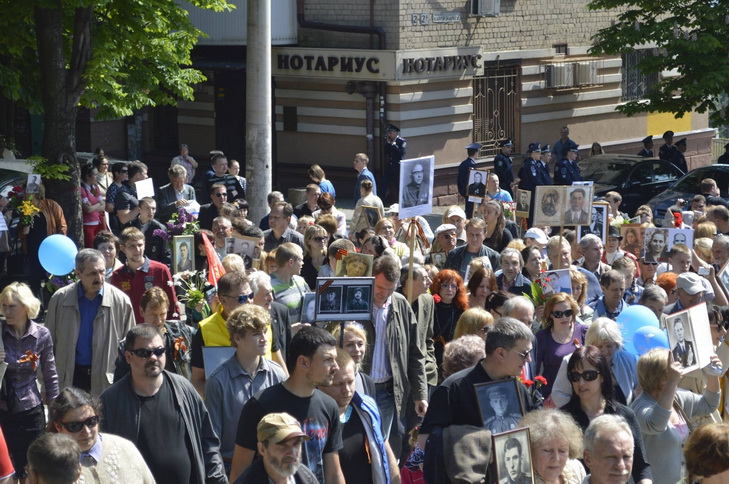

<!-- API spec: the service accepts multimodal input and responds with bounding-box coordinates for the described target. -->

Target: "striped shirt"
[270,273,308,322]
[370,299,392,383]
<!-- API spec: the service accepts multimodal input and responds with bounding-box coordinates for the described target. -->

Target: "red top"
[109,258,178,323]
[0,427,14,479]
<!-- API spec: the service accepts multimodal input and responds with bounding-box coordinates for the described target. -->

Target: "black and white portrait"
[319,287,342,313]
[362,205,382,229]
[345,286,371,313]
[667,313,697,370]
[515,189,531,217]
[666,228,693,254]
[467,169,488,202]
[301,293,316,323]
[533,186,562,227]
[643,228,669,263]
[26,174,41,194]
[399,155,435,219]
[493,428,534,484]
[564,186,593,226]
[475,380,524,434]
[577,203,608,244]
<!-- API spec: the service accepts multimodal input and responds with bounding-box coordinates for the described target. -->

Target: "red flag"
[201,232,226,287]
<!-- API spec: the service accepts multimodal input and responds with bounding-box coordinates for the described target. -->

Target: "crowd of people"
[0,128,728,484]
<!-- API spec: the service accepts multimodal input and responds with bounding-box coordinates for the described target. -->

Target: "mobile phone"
[698,267,710,276]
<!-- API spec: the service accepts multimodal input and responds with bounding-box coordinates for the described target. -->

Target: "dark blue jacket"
[354,167,377,203]
[493,153,514,195]
[457,157,476,197]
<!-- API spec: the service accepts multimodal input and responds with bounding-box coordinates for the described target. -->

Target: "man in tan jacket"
[46,249,135,396]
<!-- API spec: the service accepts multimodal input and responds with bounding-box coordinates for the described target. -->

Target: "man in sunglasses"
[191,271,255,396]
[418,318,538,451]
[198,183,229,231]
[101,324,227,484]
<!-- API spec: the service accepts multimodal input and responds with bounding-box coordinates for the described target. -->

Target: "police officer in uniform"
[718,143,729,164]
[670,137,688,173]
[659,130,675,161]
[637,135,654,157]
[518,142,551,193]
[494,138,515,197]
[554,142,582,185]
[382,124,407,205]
[458,142,480,217]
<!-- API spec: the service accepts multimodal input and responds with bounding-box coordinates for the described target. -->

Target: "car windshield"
[674,169,729,197]
[578,161,633,185]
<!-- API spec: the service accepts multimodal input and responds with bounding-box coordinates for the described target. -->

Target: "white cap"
[524,227,549,245]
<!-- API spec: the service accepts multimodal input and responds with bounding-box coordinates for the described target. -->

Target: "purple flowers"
[155,208,200,244]
[153,228,172,242]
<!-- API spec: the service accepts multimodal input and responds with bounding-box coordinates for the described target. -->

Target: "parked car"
[577,154,685,216]
[648,164,729,225]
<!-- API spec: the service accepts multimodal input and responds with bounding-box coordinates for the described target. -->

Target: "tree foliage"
[589,0,729,126]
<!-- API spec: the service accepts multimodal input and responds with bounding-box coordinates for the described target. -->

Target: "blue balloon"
[632,326,670,355]
[616,305,660,346]
[39,235,78,276]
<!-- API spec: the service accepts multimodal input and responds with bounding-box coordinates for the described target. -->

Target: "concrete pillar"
[246,0,272,224]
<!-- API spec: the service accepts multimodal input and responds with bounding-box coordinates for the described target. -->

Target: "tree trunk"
[35,4,92,247]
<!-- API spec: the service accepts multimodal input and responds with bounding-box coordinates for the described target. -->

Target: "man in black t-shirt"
[100,324,227,484]
[229,326,346,483]
[417,318,539,449]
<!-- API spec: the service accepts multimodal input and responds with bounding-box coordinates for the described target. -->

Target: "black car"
[648,164,729,225]
[577,154,685,216]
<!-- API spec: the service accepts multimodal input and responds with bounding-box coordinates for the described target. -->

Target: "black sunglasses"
[128,347,166,358]
[313,236,327,242]
[120,169,128,173]
[59,415,100,433]
[213,192,228,198]
[552,309,574,319]
[223,292,254,304]
[567,370,600,383]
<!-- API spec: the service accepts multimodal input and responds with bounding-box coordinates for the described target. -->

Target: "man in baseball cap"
[665,272,706,315]
[236,412,315,483]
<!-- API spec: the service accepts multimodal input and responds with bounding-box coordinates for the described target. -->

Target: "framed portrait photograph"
[643,227,670,263]
[717,260,729,299]
[467,168,489,203]
[533,186,563,227]
[26,174,41,194]
[315,277,375,321]
[361,205,382,229]
[620,224,642,257]
[172,235,195,274]
[577,202,609,244]
[540,269,571,296]
[564,185,594,226]
[665,311,699,375]
[225,236,261,270]
[430,251,447,269]
[666,228,694,254]
[399,155,435,219]
[335,252,374,277]
[474,379,525,434]
[515,189,531,218]
[301,293,317,324]
[492,428,534,484]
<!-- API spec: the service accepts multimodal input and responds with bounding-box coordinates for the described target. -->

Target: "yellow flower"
[19,201,39,217]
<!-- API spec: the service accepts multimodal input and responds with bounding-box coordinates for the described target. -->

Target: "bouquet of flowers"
[502,201,516,221]
[153,208,200,245]
[525,261,551,308]
[45,272,77,295]
[519,375,547,406]
[7,186,40,228]
[175,271,211,319]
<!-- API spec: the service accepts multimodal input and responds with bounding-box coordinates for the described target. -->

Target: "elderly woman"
[497,248,531,296]
[374,218,410,260]
[301,224,328,290]
[453,308,493,340]
[559,346,652,483]
[480,200,513,253]
[442,335,486,379]
[535,293,588,398]
[312,193,346,236]
[521,245,542,282]
[518,409,586,484]
[568,267,592,322]
[331,321,375,398]
[467,267,497,309]
[398,264,432,304]
[49,387,154,483]
[0,282,58,482]
[630,348,721,484]
[551,318,638,408]
[684,423,729,484]
[92,230,123,280]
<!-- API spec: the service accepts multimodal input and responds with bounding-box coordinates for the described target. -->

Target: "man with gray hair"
[418,317,538,447]
[713,235,729,270]
[583,414,634,484]
[250,270,291,373]
[502,296,538,378]
[158,164,197,222]
[46,249,135,395]
[498,248,531,296]
[578,234,611,281]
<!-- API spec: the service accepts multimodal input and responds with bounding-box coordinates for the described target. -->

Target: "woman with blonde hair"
[535,293,587,398]
[695,237,714,265]
[569,266,593,322]
[0,282,59,482]
[331,321,375,398]
[374,218,410,260]
[518,409,586,483]
[695,221,717,239]
[453,308,493,340]
[480,200,513,252]
[301,224,328,290]
[631,348,721,484]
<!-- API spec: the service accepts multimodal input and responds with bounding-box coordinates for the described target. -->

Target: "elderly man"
[578,234,611,281]
[589,270,627,321]
[158,164,197,222]
[582,415,634,484]
[235,413,318,483]
[250,270,291,370]
[502,296,539,378]
[431,224,458,261]
[418,318,538,448]
[101,324,227,484]
[498,248,531,296]
[664,272,706,314]
[712,236,729,270]
[46,249,135,395]
[212,216,233,260]
[402,162,429,208]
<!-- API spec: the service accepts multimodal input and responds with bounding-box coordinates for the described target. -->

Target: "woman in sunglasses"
[559,346,652,484]
[49,387,154,483]
[535,293,587,398]
[0,282,58,482]
[301,224,329,290]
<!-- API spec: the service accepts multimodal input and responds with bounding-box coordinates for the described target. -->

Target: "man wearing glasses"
[417,318,538,449]
[263,201,304,252]
[198,183,228,231]
[190,272,255,396]
[101,324,227,484]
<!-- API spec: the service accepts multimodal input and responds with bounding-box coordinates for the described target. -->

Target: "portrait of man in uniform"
[669,315,696,368]
[516,189,531,214]
[345,286,370,312]
[468,170,487,198]
[319,287,342,313]
[402,162,429,208]
[475,382,523,434]
[565,188,589,225]
[495,433,533,484]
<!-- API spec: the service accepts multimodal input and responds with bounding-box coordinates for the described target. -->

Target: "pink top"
[80,184,103,225]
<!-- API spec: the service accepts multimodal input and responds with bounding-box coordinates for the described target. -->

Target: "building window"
[472,65,521,157]
[621,50,658,102]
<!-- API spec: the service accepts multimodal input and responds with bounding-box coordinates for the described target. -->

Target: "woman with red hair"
[414,269,469,382]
